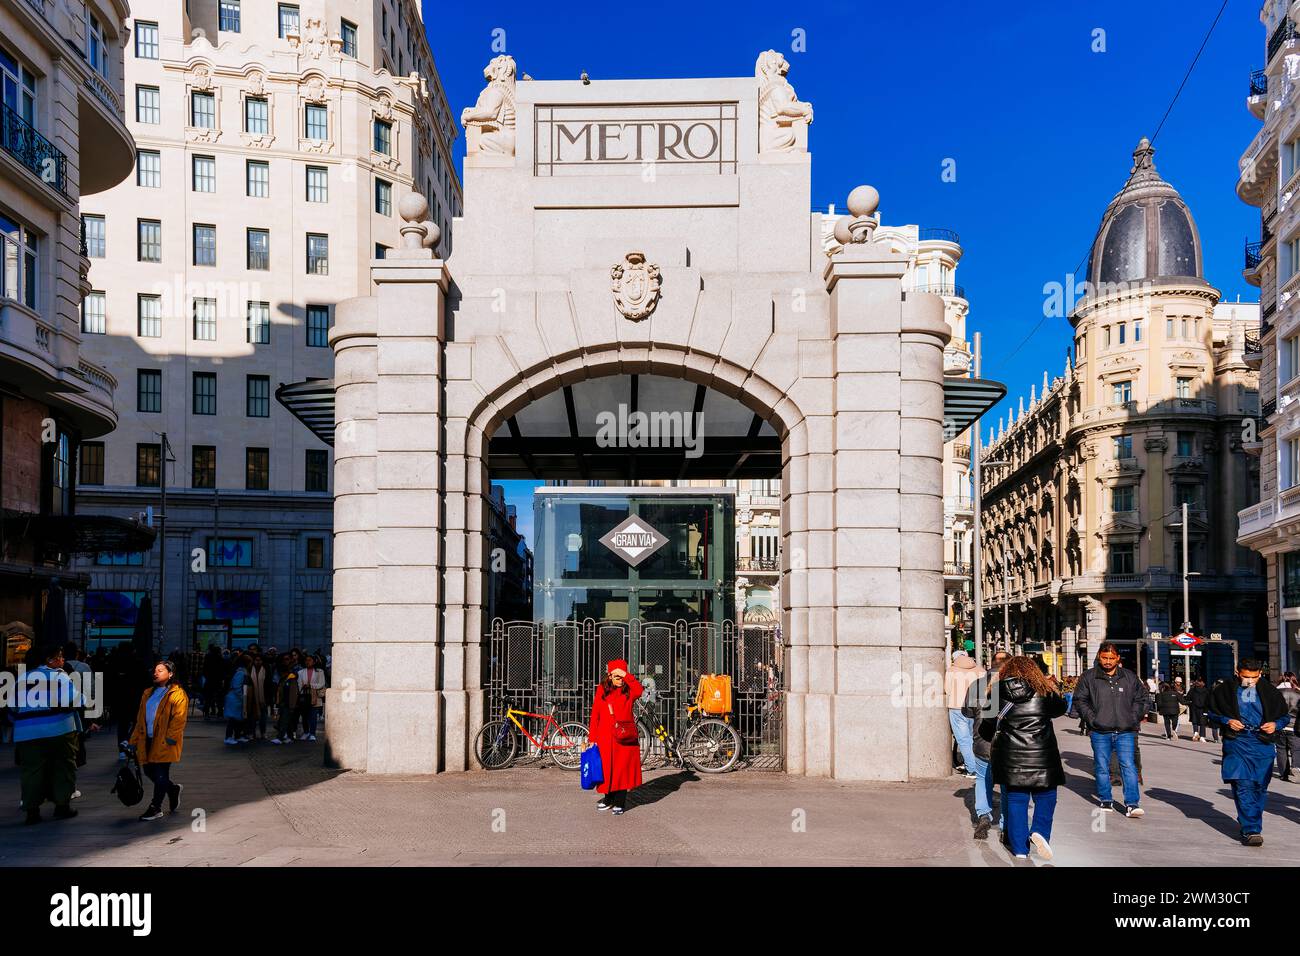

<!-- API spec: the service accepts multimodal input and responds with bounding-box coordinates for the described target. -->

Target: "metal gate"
[486,618,784,770]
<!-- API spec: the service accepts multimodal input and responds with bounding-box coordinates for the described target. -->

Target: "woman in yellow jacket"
[128,660,189,821]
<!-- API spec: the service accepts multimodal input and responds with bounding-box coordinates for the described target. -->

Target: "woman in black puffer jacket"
[1155,682,1183,740]
[978,656,1067,861]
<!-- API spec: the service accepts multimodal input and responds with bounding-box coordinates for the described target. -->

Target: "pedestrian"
[962,648,1010,840]
[944,649,981,779]
[1207,660,1292,846]
[248,653,269,740]
[223,653,250,744]
[271,655,300,744]
[15,644,90,824]
[1186,677,1214,742]
[203,646,225,719]
[297,654,325,741]
[128,660,188,822]
[584,659,643,815]
[1276,676,1299,782]
[1155,682,1183,739]
[977,655,1066,861]
[1072,642,1148,817]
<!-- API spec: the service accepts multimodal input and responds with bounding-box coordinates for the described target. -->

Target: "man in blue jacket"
[14,644,86,824]
[1072,642,1149,817]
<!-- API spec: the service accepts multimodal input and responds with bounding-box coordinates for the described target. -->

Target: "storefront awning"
[275,379,336,446]
[1,511,156,555]
[943,377,1007,436]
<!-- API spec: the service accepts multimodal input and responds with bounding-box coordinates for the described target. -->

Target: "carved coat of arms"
[611,252,661,320]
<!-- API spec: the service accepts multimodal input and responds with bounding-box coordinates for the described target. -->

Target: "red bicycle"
[474,696,588,770]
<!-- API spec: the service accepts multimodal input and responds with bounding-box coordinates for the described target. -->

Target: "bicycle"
[474,697,588,771]
[634,697,742,773]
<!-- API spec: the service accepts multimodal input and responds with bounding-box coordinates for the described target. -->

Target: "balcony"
[913,282,967,301]
[76,67,134,196]
[737,557,779,573]
[1245,239,1263,271]
[1,103,67,197]
[944,561,972,577]
[1244,331,1262,368]
[918,227,960,245]
[1250,68,1268,97]
[1263,396,1277,419]
[946,493,974,514]
[1068,396,1219,431]
[1238,500,1276,542]
[1269,19,1298,63]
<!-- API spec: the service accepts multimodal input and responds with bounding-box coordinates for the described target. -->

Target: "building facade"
[0,0,145,659]
[69,0,461,652]
[981,141,1263,678]
[1235,0,1300,675]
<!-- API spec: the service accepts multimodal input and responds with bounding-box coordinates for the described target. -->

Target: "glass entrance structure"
[533,487,736,626]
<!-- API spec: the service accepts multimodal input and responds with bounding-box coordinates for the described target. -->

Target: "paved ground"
[2,717,1297,866]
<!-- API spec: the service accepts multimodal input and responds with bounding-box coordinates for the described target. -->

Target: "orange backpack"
[696,674,733,715]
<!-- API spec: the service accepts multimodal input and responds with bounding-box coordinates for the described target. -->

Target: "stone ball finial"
[420,220,441,250]
[846,185,880,218]
[399,192,429,223]
[832,216,853,246]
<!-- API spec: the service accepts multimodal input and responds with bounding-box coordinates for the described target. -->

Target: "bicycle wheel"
[474,720,518,770]
[683,719,741,773]
[639,720,667,771]
[548,722,589,770]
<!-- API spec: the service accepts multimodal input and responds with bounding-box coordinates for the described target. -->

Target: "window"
[136,443,161,487]
[192,446,216,489]
[1134,320,1142,342]
[79,442,104,486]
[278,4,300,38]
[1111,380,1132,404]
[136,86,160,124]
[246,375,270,417]
[246,159,269,198]
[135,20,159,59]
[82,215,105,257]
[1166,318,1174,338]
[375,178,392,215]
[219,0,241,32]
[304,103,327,140]
[375,243,388,259]
[305,449,328,491]
[193,224,216,266]
[1287,438,1300,490]
[306,165,328,202]
[246,228,269,270]
[306,233,328,275]
[137,369,161,413]
[306,304,329,346]
[1117,322,1126,345]
[0,215,38,309]
[208,538,253,567]
[246,300,270,343]
[1174,484,1200,508]
[0,49,36,126]
[192,154,215,192]
[1108,543,1135,575]
[1285,336,1300,383]
[136,150,161,188]
[193,297,217,340]
[191,91,216,129]
[192,372,216,415]
[1176,376,1193,399]
[244,96,268,134]
[1103,326,1111,348]
[81,291,105,334]
[137,294,161,337]
[1287,238,1300,285]
[85,10,107,78]
[1285,137,1300,183]
[373,118,392,155]
[1111,485,1134,512]
[1113,434,1133,459]
[246,448,269,490]
[1177,432,1194,457]
[137,219,161,261]
[341,19,358,57]
[307,537,325,568]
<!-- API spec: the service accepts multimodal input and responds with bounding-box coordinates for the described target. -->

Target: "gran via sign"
[534,103,738,176]
[598,515,668,567]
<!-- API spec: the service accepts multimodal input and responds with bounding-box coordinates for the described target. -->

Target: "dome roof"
[1086,139,1204,289]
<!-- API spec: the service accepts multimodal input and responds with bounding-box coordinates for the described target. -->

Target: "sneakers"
[1125,805,1145,818]
[1029,832,1053,860]
[1013,854,1029,860]
[168,784,183,814]
[973,815,993,840]
[611,807,626,815]
[71,790,81,801]
[595,800,610,811]
[1099,800,1114,812]
[1192,734,1200,742]
[1243,833,1264,847]
[52,805,77,820]
[270,737,284,745]
[961,769,978,779]
[224,737,237,745]
[139,806,164,822]
[306,734,317,741]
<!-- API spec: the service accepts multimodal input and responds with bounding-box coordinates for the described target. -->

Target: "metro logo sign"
[598,515,668,567]
[1171,633,1202,649]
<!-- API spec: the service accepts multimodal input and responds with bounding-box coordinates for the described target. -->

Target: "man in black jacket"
[1072,642,1148,817]
[1186,677,1215,743]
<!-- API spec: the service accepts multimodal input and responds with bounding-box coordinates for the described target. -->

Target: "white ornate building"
[69,0,461,650]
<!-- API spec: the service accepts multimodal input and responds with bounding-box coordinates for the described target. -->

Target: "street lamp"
[1160,502,1200,687]
[973,450,1010,665]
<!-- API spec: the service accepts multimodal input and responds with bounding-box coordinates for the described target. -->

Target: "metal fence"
[486,618,784,770]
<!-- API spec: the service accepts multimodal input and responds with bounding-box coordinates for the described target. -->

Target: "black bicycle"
[634,697,741,773]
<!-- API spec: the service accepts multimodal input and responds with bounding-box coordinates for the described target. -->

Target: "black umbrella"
[132,594,155,658]
[39,581,69,656]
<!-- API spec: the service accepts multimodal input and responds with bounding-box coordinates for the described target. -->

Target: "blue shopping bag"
[580,745,603,790]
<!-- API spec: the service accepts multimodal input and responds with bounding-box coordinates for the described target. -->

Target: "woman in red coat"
[586,659,643,814]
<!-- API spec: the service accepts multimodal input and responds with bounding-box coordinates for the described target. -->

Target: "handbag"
[609,702,638,745]
[111,750,145,807]
[580,745,604,790]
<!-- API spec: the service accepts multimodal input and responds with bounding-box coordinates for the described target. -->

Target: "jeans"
[972,755,996,821]
[1003,786,1056,855]
[1231,777,1271,835]
[303,705,320,737]
[142,757,177,811]
[1277,733,1299,777]
[948,709,978,771]
[1162,715,1178,738]
[1090,731,1141,806]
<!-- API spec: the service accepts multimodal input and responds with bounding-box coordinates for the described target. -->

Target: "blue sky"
[424,0,1262,546]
